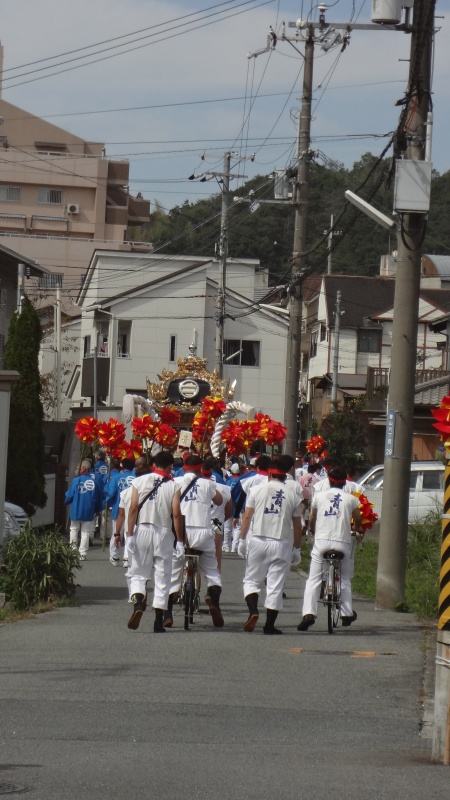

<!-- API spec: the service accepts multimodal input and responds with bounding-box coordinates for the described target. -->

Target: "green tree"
[319,406,370,470]
[4,296,46,515]
[130,160,450,282]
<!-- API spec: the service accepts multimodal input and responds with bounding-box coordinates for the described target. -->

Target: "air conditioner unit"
[67,203,80,214]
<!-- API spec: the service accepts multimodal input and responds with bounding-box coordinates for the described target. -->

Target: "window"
[422,471,443,491]
[117,321,132,358]
[83,335,91,357]
[99,335,109,356]
[37,188,63,205]
[169,335,176,363]
[357,329,381,354]
[0,185,21,202]
[310,331,318,359]
[223,339,260,367]
[320,323,327,342]
[363,468,383,490]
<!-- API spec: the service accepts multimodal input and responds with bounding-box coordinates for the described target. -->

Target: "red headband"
[269,468,287,477]
[201,468,213,477]
[153,468,173,480]
[183,464,202,472]
[329,476,345,484]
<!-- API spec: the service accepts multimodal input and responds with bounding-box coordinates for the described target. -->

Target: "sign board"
[384,409,396,458]
[178,430,192,448]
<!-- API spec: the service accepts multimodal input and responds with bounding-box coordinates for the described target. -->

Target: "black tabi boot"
[128,593,145,630]
[163,593,175,628]
[204,584,224,628]
[243,592,259,632]
[263,608,283,635]
[154,608,166,633]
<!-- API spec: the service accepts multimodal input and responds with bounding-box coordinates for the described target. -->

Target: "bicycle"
[320,549,343,634]
[178,548,202,630]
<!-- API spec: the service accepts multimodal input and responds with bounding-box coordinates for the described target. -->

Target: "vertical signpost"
[385,409,396,459]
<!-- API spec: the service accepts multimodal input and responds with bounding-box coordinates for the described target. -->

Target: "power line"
[1,1,246,75]
[2,0,274,92]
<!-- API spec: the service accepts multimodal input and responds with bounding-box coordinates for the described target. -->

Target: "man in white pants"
[172,454,224,627]
[126,451,182,633]
[232,454,271,553]
[113,457,150,556]
[297,466,364,632]
[201,459,232,572]
[239,456,303,635]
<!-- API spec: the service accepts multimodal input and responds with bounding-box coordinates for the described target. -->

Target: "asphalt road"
[0,544,448,800]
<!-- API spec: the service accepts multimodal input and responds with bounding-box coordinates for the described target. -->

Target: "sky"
[0,0,448,215]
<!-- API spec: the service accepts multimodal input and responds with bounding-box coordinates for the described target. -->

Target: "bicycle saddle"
[323,550,344,560]
[186,547,202,556]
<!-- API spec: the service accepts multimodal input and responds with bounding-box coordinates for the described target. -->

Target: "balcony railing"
[366,367,389,399]
[366,366,450,405]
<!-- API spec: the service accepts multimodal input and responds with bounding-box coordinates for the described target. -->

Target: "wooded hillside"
[130,153,450,284]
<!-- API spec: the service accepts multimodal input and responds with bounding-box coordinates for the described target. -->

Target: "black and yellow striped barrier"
[438,463,450,631]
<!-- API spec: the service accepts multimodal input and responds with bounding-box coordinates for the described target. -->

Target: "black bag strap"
[137,476,171,521]
[180,475,199,502]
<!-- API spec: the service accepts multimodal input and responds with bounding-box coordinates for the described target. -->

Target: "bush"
[405,511,442,619]
[0,524,81,610]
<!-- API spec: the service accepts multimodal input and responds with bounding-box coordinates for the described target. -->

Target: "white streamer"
[210,401,256,458]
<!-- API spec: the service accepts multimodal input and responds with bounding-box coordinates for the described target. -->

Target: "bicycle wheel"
[193,558,201,617]
[184,569,193,630]
[332,563,341,629]
[327,563,335,634]
[188,558,196,624]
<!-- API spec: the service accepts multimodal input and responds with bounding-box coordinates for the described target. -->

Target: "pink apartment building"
[0,94,151,310]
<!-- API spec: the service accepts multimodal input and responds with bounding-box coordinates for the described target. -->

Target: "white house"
[66,250,288,422]
[304,274,450,461]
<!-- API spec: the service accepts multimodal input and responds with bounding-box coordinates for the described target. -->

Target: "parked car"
[2,501,29,541]
[358,461,444,522]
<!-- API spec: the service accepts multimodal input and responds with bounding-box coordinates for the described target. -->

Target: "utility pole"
[325,214,342,274]
[17,263,25,314]
[189,152,244,377]
[93,327,98,419]
[250,8,411,452]
[376,0,435,609]
[215,152,231,377]
[55,286,62,421]
[283,27,314,455]
[327,214,334,275]
[331,290,341,405]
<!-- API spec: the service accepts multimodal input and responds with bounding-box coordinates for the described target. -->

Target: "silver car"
[3,501,29,539]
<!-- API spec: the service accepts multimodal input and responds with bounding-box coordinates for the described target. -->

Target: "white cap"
[250,457,257,466]
[230,463,240,474]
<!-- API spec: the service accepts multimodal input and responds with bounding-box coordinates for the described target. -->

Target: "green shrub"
[405,511,441,619]
[0,524,81,610]
[352,540,379,599]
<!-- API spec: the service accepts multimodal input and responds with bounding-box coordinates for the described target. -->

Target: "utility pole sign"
[384,409,396,459]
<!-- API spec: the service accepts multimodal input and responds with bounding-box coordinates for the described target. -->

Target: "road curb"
[419,621,437,740]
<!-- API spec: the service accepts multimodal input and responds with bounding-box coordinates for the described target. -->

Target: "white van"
[358,461,444,522]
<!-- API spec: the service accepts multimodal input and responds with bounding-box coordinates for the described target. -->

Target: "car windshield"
[363,469,383,490]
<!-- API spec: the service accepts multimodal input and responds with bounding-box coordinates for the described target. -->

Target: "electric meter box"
[273,169,292,200]
[393,160,432,214]
[371,0,413,24]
